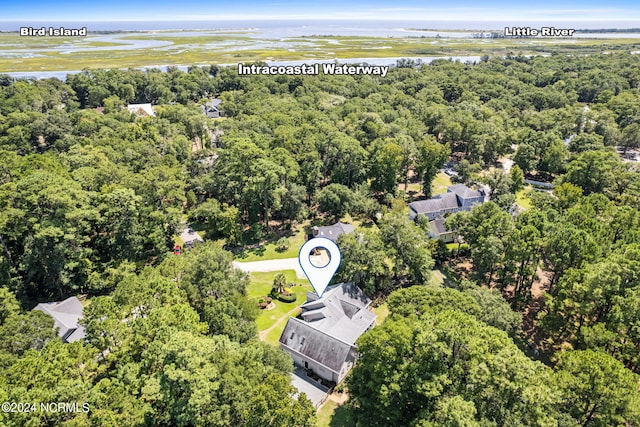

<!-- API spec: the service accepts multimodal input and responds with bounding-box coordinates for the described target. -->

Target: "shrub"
[276,293,297,303]
[257,295,273,309]
[275,237,289,252]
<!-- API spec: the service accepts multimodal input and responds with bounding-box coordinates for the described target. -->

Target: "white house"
[127,103,155,117]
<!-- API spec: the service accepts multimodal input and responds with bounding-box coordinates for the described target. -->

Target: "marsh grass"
[2,31,638,72]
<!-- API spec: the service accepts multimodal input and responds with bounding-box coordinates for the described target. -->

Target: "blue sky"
[2,0,639,23]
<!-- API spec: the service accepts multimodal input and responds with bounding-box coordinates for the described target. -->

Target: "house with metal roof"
[409,184,487,221]
[279,282,376,386]
[33,296,86,343]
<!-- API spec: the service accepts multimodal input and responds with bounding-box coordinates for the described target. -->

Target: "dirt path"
[523,267,553,341]
[328,391,349,405]
[258,305,302,341]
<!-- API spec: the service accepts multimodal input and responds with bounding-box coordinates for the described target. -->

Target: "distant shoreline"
[406,27,640,33]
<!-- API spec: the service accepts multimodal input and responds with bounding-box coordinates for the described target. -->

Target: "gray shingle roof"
[312,222,355,242]
[280,318,354,373]
[409,184,486,217]
[448,183,484,199]
[33,297,86,343]
[409,192,459,215]
[280,283,376,374]
[430,217,448,235]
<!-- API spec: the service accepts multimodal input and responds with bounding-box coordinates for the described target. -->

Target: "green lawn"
[317,401,339,427]
[431,172,453,195]
[401,181,423,198]
[236,226,307,262]
[432,269,446,285]
[372,303,389,325]
[516,188,533,210]
[317,400,355,427]
[263,325,288,346]
[248,270,311,344]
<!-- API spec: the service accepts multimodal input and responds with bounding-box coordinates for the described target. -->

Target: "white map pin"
[298,237,342,298]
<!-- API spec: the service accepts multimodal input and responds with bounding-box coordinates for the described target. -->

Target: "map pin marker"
[298,237,342,298]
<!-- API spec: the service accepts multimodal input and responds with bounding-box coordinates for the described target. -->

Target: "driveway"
[291,366,330,408]
[232,258,307,279]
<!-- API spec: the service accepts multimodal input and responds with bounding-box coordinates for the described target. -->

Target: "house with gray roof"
[279,282,376,386]
[409,184,487,221]
[180,224,204,249]
[33,296,86,343]
[428,216,457,243]
[311,222,355,243]
[201,98,223,118]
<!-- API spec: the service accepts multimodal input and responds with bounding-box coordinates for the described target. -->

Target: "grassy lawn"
[236,226,307,262]
[516,188,533,210]
[400,181,423,199]
[263,325,288,346]
[431,172,453,195]
[372,303,389,325]
[317,401,339,427]
[338,214,376,231]
[446,242,468,251]
[317,400,355,427]
[248,270,312,344]
[432,269,446,285]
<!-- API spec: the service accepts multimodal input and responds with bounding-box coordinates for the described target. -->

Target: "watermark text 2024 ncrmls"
[1,402,89,413]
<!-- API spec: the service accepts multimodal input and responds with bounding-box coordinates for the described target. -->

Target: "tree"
[272,273,287,295]
[555,350,640,426]
[347,310,561,427]
[0,171,96,299]
[452,159,481,185]
[379,213,434,286]
[138,331,309,427]
[387,286,480,319]
[277,183,307,226]
[622,122,640,153]
[316,183,354,221]
[560,149,623,197]
[464,286,522,336]
[568,133,605,153]
[327,134,368,188]
[0,287,19,325]
[553,182,583,211]
[189,198,241,244]
[514,144,537,174]
[3,340,99,426]
[201,296,258,343]
[482,169,512,200]
[80,295,124,353]
[178,242,250,312]
[369,140,403,195]
[335,231,392,296]
[415,137,450,197]
[0,311,58,356]
[244,374,315,427]
[543,222,600,289]
[509,164,524,193]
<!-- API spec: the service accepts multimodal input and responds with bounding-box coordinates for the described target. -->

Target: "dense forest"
[0,52,639,426]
